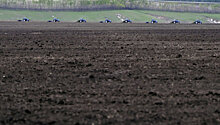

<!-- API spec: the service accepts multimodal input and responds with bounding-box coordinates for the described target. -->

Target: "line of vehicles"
[17,17,203,24]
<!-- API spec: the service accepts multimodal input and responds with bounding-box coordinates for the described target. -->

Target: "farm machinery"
[123,19,132,23]
[48,18,60,22]
[17,17,30,22]
[171,20,180,24]
[146,19,158,24]
[100,19,112,23]
[193,20,202,24]
[77,18,87,23]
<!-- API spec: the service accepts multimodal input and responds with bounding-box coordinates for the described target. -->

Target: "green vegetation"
[0,9,219,23]
[0,0,220,13]
[159,0,220,2]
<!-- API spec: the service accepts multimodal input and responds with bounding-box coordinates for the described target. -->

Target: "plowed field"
[0,22,220,125]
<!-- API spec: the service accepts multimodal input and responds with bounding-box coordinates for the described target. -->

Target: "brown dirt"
[0,22,220,125]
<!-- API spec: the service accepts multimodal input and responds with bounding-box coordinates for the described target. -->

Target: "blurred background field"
[0,9,220,23]
[0,0,219,23]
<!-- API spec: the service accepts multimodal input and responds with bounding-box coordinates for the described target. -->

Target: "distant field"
[0,9,220,23]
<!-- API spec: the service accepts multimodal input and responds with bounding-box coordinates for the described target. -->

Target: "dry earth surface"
[0,22,220,125]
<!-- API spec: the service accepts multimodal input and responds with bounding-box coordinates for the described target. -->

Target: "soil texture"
[0,22,220,125]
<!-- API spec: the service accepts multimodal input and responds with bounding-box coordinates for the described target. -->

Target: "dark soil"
[0,22,220,125]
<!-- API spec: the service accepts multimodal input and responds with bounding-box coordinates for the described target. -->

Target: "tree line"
[0,0,219,13]
[158,0,219,2]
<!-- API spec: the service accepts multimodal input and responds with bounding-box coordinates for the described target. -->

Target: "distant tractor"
[151,19,158,23]
[146,19,158,24]
[53,18,60,22]
[171,20,180,24]
[77,18,87,23]
[48,18,60,22]
[100,19,112,23]
[18,18,30,22]
[193,20,202,24]
[123,19,132,23]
